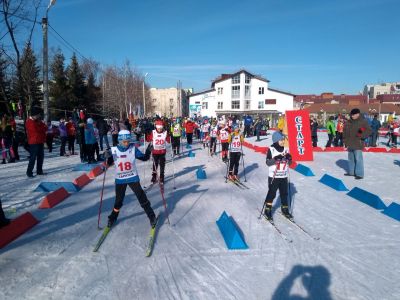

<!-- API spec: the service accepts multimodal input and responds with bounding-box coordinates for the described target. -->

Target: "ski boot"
[228,173,235,181]
[151,172,157,184]
[281,206,293,219]
[264,204,273,220]
[233,175,239,182]
[107,209,119,228]
[149,214,157,228]
[159,174,164,184]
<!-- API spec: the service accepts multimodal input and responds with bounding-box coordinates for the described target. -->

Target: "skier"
[218,121,230,162]
[147,119,171,184]
[201,119,211,148]
[106,130,157,228]
[209,120,218,156]
[263,131,293,220]
[170,118,182,156]
[227,124,244,181]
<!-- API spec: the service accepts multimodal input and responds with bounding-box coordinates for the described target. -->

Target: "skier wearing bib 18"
[227,124,244,181]
[263,131,293,220]
[147,119,171,184]
[106,130,157,228]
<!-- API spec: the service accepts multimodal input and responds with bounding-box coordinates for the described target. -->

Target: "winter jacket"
[244,116,253,126]
[310,122,318,137]
[184,121,197,134]
[371,119,381,132]
[26,118,47,144]
[84,123,97,145]
[343,115,372,150]
[66,122,76,136]
[59,122,67,137]
[326,120,336,136]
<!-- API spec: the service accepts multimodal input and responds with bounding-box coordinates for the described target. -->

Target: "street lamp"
[42,0,57,122]
[142,72,148,117]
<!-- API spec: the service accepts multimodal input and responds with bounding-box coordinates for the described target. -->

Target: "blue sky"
[32,0,399,95]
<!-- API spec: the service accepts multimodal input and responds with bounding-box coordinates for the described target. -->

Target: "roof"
[188,88,215,98]
[303,103,400,114]
[211,69,270,87]
[268,87,296,97]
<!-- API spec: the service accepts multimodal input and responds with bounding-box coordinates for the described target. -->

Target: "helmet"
[232,124,239,131]
[272,131,285,143]
[87,118,93,124]
[118,130,132,144]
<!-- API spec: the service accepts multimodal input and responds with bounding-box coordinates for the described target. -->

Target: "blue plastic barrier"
[73,163,99,171]
[319,174,348,191]
[186,144,192,149]
[346,187,387,210]
[35,182,80,193]
[216,211,248,250]
[382,202,400,222]
[196,168,207,179]
[188,150,195,157]
[294,164,315,176]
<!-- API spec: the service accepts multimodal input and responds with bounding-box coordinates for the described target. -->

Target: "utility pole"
[42,0,56,122]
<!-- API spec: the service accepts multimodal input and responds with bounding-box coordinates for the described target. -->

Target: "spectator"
[369,114,381,147]
[59,118,67,156]
[84,118,97,164]
[1,114,16,163]
[111,119,120,146]
[66,117,76,155]
[334,118,344,147]
[325,116,336,147]
[277,114,285,133]
[343,108,372,179]
[254,117,263,142]
[97,117,110,151]
[25,106,47,177]
[46,121,54,152]
[243,114,253,137]
[310,118,318,147]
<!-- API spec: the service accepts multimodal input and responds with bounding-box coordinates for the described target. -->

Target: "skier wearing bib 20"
[147,119,171,184]
[106,130,157,228]
[263,131,293,220]
[227,124,244,181]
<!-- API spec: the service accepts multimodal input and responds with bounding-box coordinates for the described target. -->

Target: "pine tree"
[19,43,42,110]
[66,53,85,110]
[84,71,101,113]
[49,50,68,118]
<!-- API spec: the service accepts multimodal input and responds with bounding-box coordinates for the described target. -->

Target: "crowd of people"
[0,107,396,228]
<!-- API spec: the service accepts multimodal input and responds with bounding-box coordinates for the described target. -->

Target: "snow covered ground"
[1,132,399,300]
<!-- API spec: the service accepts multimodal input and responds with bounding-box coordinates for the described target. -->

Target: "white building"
[363,82,400,100]
[188,70,294,119]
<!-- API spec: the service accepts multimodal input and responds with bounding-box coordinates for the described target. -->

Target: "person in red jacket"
[146,119,171,184]
[184,119,197,145]
[25,106,47,178]
[66,117,76,155]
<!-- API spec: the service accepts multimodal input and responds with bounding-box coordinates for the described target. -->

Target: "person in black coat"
[310,118,318,147]
[97,117,110,151]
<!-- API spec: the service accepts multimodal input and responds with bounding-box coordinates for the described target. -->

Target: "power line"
[0,9,41,25]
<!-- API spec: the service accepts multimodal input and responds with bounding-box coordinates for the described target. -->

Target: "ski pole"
[142,132,147,188]
[240,144,247,182]
[287,168,294,215]
[171,144,176,190]
[97,165,107,230]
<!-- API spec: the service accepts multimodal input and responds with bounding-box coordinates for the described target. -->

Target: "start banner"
[285,110,313,161]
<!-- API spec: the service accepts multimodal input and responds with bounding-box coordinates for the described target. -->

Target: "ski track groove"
[164,255,184,300]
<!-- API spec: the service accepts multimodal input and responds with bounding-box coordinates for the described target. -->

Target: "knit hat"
[272,131,285,143]
[350,108,360,116]
[155,120,163,129]
[87,118,94,124]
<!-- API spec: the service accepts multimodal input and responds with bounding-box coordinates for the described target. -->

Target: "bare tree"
[0,0,42,116]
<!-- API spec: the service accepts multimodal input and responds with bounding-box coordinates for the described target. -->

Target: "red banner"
[285,110,313,161]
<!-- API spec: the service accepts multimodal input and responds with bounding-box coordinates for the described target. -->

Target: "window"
[231,100,240,109]
[170,98,174,103]
[258,101,264,109]
[265,99,276,105]
[245,86,251,98]
[195,101,200,104]
[202,102,208,109]
[217,102,223,109]
[152,98,157,102]
[258,87,264,95]
[232,75,240,84]
[218,87,223,95]
[245,100,251,109]
[245,74,251,84]
[232,86,240,98]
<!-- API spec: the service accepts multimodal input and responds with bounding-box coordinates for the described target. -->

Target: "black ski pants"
[186,133,193,145]
[152,153,166,177]
[265,177,288,207]
[114,181,155,220]
[229,151,241,175]
[209,137,217,154]
[172,136,181,155]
